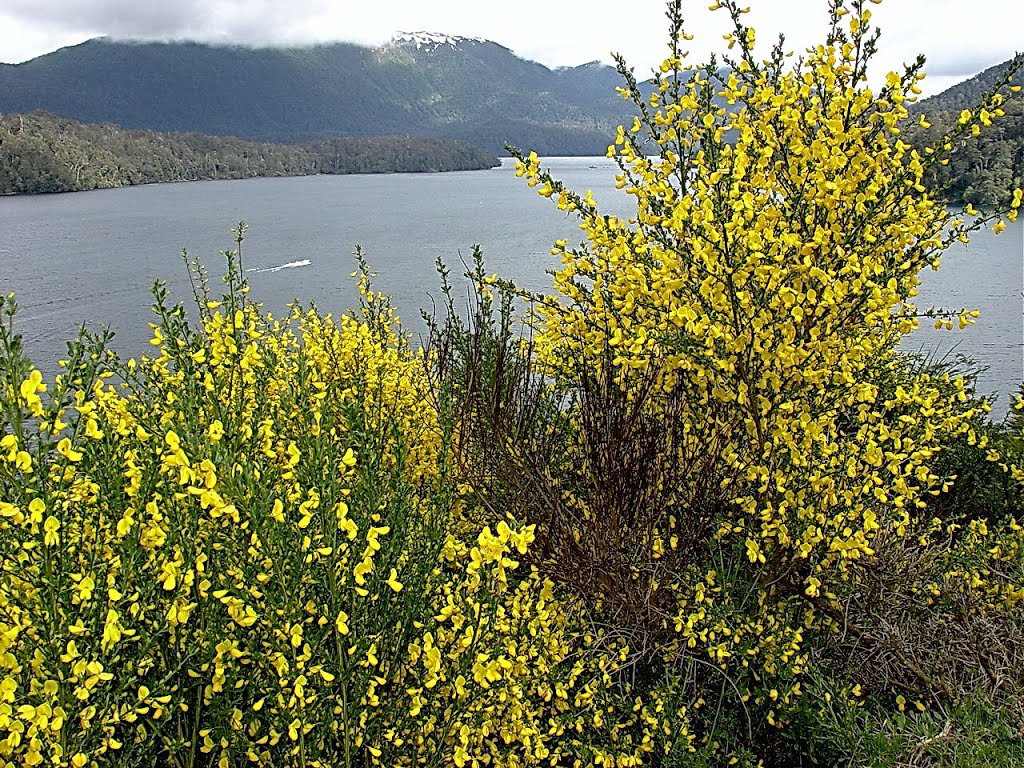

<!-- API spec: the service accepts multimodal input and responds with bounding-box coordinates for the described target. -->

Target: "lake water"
[1,157,1022,417]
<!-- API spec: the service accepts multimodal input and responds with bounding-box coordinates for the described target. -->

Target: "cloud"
[0,0,1020,98]
[0,0,340,46]
[3,0,201,38]
[924,56,1008,78]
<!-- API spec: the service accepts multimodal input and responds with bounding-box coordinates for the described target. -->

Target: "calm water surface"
[1,157,1021,416]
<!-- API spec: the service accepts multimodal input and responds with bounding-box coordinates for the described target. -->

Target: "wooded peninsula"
[0,111,500,195]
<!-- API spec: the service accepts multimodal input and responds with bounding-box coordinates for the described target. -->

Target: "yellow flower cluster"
[512,0,1024,735]
[0,277,551,766]
[0,264,713,766]
[3,0,1023,764]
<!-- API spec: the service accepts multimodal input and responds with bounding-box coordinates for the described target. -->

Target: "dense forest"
[0,111,500,194]
[906,57,1024,206]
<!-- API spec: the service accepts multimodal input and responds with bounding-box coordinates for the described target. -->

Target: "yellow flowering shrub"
[1,231,755,767]
[3,0,1024,765]
[492,0,1024,757]
[0,247,650,768]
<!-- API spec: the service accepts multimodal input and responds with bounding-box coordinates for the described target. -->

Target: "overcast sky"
[0,0,1020,97]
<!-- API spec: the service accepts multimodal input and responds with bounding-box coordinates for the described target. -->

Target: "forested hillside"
[0,36,631,155]
[0,111,500,194]
[908,56,1024,206]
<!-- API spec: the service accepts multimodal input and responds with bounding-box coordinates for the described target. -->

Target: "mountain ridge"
[908,55,1023,206]
[0,36,630,155]
[1,34,1017,168]
[915,57,1024,113]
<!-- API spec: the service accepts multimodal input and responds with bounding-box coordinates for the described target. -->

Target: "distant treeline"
[0,111,500,194]
[905,60,1023,207]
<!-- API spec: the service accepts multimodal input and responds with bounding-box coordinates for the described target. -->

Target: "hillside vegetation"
[1,39,1019,201]
[0,111,500,194]
[0,36,630,155]
[908,57,1024,205]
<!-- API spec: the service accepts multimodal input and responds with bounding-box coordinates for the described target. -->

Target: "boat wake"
[246,259,312,274]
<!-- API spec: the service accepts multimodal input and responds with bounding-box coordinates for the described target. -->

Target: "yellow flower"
[353,557,373,586]
[43,515,60,546]
[745,539,764,564]
[19,369,46,415]
[102,609,123,650]
[342,447,357,467]
[28,497,45,523]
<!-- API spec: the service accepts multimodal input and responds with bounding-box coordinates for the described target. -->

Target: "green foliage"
[0,111,500,194]
[906,57,1024,206]
[786,685,1024,768]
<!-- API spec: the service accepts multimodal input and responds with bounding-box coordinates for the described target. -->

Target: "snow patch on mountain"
[387,32,485,54]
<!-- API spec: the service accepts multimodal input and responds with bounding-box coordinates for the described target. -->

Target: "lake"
[1,157,1022,417]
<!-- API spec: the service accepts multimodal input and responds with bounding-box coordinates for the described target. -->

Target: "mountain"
[0,34,634,156]
[913,58,1023,114]
[907,56,1024,206]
